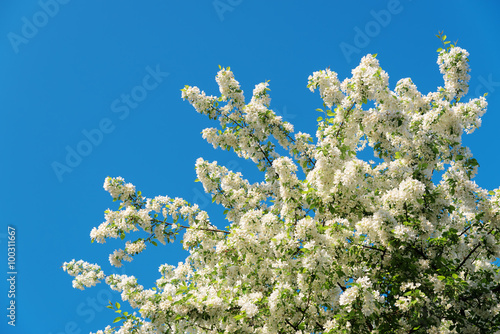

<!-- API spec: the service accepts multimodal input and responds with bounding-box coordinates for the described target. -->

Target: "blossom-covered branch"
[64,36,500,334]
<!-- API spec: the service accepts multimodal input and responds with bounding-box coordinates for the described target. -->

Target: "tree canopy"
[64,35,500,333]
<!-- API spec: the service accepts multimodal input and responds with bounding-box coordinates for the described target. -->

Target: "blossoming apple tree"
[63,35,500,333]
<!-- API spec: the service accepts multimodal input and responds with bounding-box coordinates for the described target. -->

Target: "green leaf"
[452,273,458,279]
[120,233,125,240]
[316,108,323,112]
[437,276,446,281]
[489,190,495,196]
[113,317,122,323]
[468,158,479,166]
[115,302,121,309]
[317,116,323,122]
[151,240,158,246]
[395,152,401,159]
[233,314,245,320]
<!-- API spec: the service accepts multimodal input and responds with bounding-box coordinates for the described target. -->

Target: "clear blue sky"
[1,1,499,333]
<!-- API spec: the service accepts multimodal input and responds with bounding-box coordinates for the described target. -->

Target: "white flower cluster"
[103,176,136,202]
[181,85,217,118]
[452,96,487,134]
[188,67,312,174]
[108,240,148,268]
[215,67,245,111]
[109,249,132,268]
[307,69,344,108]
[341,54,389,104]
[62,260,105,290]
[338,276,383,317]
[251,81,271,107]
[125,240,146,254]
[66,44,500,333]
[437,46,471,100]
[237,292,262,318]
[90,205,152,243]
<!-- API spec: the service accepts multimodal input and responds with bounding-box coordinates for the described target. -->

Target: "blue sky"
[1,1,499,333]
